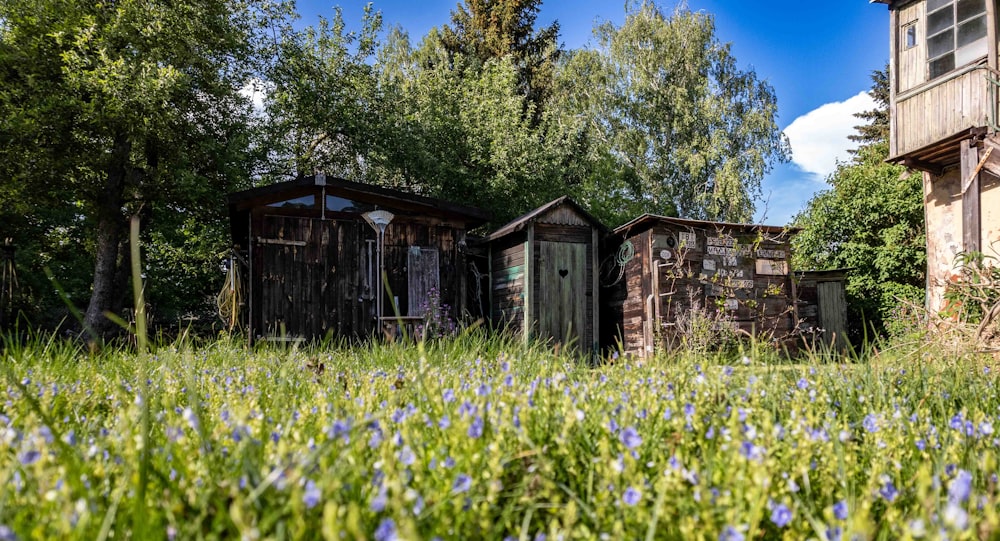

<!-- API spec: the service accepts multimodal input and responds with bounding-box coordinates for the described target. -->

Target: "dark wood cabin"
[483,197,608,354]
[795,269,850,350]
[874,0,1000,313]
[228,174,489,340]
[604,215,797,357]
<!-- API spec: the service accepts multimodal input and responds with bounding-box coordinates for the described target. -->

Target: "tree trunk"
[83,138,130,339]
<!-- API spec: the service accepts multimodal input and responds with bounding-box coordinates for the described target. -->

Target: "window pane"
[928,28,955,57]
[928,0,952,11]
[267,195,316,209]
[904,24,917,49]
[955,38,987,65]
[930,54,956,78]
[956,0,985,22]
[325,195,374,213]
[956,15,987,48]
[928,7,955,36]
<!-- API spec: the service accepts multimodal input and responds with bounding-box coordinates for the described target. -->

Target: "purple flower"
[302,480,321,509]
[943,501,969,530]
[770,501,793,527]
[826,526,842,541]
[718,525,745,541]
[832,499,848,520]
[453,473,472,493]
[948,469,973,503]
[398,446,416,466]
[622,486,641,506]
[468,416,484,439]
[442,389,455,403]
[18,450,40,466]
[374,518,398,541]
[619,427,642,449]
[370,489,388,512]
[796,378,809,390]
[0,524,16,541]
[879,478,898,502]
[862,414,879,433]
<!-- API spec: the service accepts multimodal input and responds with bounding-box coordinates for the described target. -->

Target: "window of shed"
[902,22,918,50]
[266,195,316,209]
[325,195,374,213]
[927,0,987,80]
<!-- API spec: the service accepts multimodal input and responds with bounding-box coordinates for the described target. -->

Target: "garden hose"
[217,253,242,331]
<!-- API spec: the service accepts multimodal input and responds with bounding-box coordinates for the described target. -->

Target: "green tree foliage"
[552,1,789,225]
[0,0,292,335]
[439,0,561,124]
[372,29,577,222]
[261,6,385,183]
[792,68,925,339]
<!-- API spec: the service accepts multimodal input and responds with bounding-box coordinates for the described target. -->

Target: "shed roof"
[483,196,610,242]
[228,174,490,226]
[613,213,798,238]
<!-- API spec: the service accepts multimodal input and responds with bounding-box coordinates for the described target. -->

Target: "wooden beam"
[901,157,945,176]
[960,139,982,253]
[524,224,534,342]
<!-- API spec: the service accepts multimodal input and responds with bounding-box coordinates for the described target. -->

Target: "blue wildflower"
[769,501,793,528]
[398,446,416,466]
[826,526,842,541]
[832,500,848,520]
[948,469,973,503]
[18,450,40,466]
[374,518,398,541]
[468,416,484,439]
[879,477,898,502]
[622,486,641,506]
[619,426,642,449]
[453,473,472,493]
[302,480,321,509]
[797,378,809,390]
[943,501,969,530]
[862,414,879,433]
[370,489,388,512]
[442,389,455,403]
[718,525,745,541]
[0,524,17,541]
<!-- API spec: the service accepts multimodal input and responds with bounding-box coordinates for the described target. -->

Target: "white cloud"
[784,91,876,180]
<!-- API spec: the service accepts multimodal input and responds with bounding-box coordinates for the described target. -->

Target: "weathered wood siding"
[893,66,993,157]
[897,1,926,93]
[486,199,603,353]
[608,222,795,357]
[250,212,466,340]
[490,232,527,334]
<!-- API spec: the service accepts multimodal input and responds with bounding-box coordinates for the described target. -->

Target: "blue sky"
[297,1,891,225]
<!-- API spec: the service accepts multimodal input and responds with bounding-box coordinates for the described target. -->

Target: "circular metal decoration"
[659,249,672,261]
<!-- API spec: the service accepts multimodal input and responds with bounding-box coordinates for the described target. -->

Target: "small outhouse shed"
[228,174,489,340]
[795,268,851,350]
[483,197,608,353]
[605,215,797,357]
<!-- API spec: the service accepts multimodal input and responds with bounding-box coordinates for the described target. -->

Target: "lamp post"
[362,210,394,324]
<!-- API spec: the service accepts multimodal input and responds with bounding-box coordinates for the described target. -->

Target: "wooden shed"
[604,215,797,357]
[483,197,608,353]
[795,269,851,350]
[228,174,489,340]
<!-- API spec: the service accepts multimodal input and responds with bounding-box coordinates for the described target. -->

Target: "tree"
[0,0,291,336]
[551,1,788,226]
[261,5,385,184]
[792,67,925,339]
[440,0,561,125]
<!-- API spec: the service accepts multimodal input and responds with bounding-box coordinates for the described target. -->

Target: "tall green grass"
[1,328,999,540]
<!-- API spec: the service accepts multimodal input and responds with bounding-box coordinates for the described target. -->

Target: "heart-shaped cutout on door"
[559,269,569,278]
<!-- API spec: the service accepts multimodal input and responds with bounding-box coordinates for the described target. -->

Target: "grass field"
[1,331,999,540]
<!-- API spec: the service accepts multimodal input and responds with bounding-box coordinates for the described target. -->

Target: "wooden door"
[407,247,440,316]
[817,281,848,348]
[256,215,323,338]
[538,241,586,348]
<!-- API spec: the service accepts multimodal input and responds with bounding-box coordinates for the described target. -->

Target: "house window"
[903,21,918,49]
[927,0,988,79]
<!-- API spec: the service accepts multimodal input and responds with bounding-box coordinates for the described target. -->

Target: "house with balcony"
[874,0,1000,312]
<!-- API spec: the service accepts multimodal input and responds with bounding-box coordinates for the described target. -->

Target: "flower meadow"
[2,334,1000,540]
